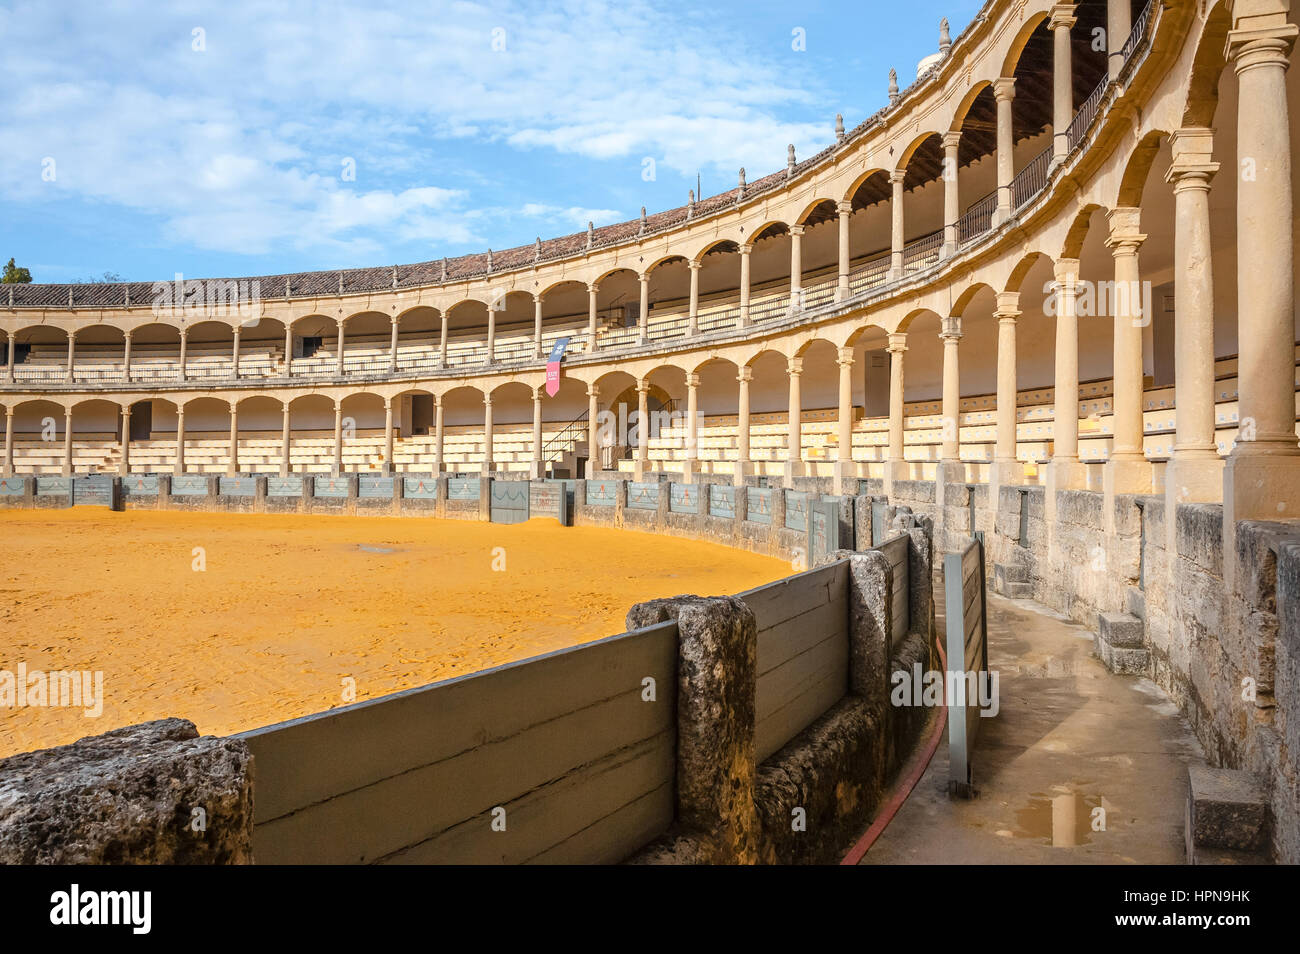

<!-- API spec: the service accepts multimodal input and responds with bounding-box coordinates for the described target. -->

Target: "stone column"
[381,398,395,475]
[283,324,293,377]
[992,292,1024,487]
[279,403,291,476]
[635,382,650,479]
[687,262,701,335]
[638,273,650,344]
[735,366,753,486]
[333,401,344,475]
[586,385,599,478]
[1104,207,1151,495]
[3,407,13,477]
[1164,128,1223,503]
[388,316,399,374]
[433,394,445,473]
[1224,9,1300,562]
[120,406,132,476]
[530,389,544,479]
[684,373,700,482]
[481,395,493,474]
[833,347,855,494]
[889,170,906,279]
[122,332,132,381]
[941,132,961,257]
[836,200,852,299]
[533,294,544,359]
[1107,0,1132,80]
[485,305,496,364]
[174,407,186,475]
[784,357,803,486]
[227,402,238,475]
[63,409,74,476]
[1050,258,1084,487]
[439,311,449,366]
[789,225,804,308]
[1051,4,1077,167]
[884,332,907,493]
[5,332,14,383]
[178,328,188,381]
[335,319,346,376]
[230,326,240,379]
[65,332,75,382]
[738,245,752,327]
[940,317,963,463]
[587,283,600,351]
[994,77,1016,225]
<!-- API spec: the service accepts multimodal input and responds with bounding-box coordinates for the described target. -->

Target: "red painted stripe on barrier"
[840,635,948,866]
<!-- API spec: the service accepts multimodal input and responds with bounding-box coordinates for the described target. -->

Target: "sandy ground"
[0,509,788,757]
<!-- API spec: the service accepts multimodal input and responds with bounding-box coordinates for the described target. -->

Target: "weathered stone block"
[0,718,253,864]
[1187,764,1269,852]
[1099,611,1144,648]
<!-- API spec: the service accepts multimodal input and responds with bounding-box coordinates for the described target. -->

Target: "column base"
[732,459,753,487]
[584,458,597,479]
[831,459,858,495]
[632,459,647,481]
[1165,453,1224,505]
[1223,449,1300,587]
[681,458,700,484]
[883,458,907,495]
[989,458,1025,488]
[1103,455,1153,497]
[782,458,804,487]
[528,460,544,480]
[991,205,1013,229]
[940,242,958,260]
[886,267,903,282]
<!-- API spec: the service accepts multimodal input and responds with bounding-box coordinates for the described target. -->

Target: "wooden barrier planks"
[741,561,850,762]
[239,622,678,864]
[943,536,989,798]
[877,533,911,648]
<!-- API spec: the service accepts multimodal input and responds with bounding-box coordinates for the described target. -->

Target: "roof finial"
[441,257,448,282]
[534,236,542,262]
[737,167,746,202]
[939,17,951,54]
[486,248,493,274]
[835,113,846,142]
[687,189,695,219]
[586,221,594,249]
[285,277,290,299]
[639,206,647,235]
[123,283,130,307]
[392,265,398,288]
[787,144,796,177]
[338,271,344,294]
[888,68,900,105]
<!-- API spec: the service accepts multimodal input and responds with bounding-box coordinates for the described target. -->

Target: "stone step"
[1095,611,1148,675]
[1185,765,1270,863]
[1126,586,1146,621]
[992,562,1031,599]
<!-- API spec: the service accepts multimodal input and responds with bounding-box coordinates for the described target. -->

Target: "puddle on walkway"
[1009,790,1105,846]
[356,544,399,554]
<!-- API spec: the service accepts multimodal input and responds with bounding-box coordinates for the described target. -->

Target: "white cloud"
[0,0,836,262]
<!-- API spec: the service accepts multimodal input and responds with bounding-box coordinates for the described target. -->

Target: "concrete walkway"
[861,591,1203,864]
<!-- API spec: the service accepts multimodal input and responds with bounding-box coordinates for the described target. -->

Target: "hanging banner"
[545,337,571,397]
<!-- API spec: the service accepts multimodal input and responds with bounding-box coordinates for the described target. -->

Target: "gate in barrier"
[490,480,530,524]
[72,474,114,507]
[809,499,840,563]
[943,535,989,798]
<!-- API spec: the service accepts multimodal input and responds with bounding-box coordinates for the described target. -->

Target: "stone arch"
[1181,1,1233,127]
[1116,129,1170,207]
[999,9,1052,78]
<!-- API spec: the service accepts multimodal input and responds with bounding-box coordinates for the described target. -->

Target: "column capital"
[995,290,1022,318]
[586,384,599,398]
[532,292,544,305]
[686,373,700,388]
[587,280,600,292]
[532,389,543,403]
[941,130,962,151]
[888,168,906,185]
[1226,12,1298,74]
[635,380,650,394]
[736,366,753,383]
[939,316,963,340]
[836,199,853,215]
[481,395,492,407]
[1053,257,1081,286]
[739,242,753,255]
[789,223,805,236]
[837,347,855,366]
[1105,207,1146,253]
[1049,3,1077,31]
[121,405,131,418]
[1165,127,1219,188]
[6,330,15,341]
[687,259,702,271]
[993,76,1016,101]
[433,392,443,407]
[6,406,16,418]
[176,407,185,419]
[390,314,400,326]
[887,332,908,353]
[638,272,650,285]
[787,356,803,376]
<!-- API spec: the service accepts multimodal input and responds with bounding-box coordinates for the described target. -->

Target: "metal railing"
[957,190,997,245]
[1066,77,1108,153]
[1011,145,1054,210]
[903,231,944,273]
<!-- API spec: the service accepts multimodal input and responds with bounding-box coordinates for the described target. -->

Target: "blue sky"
[0,0,983,283]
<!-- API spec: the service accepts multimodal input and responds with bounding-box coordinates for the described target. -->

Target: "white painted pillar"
[3,407,14,477]
[227,402,238,475]
[685,373,700,480]
[178,328,188,381]
[388,316,399,374]
[280,403,291,475]
[687,262,701,335]
[889,170,906,279]
[1107,0,1132,80]
[230,327,240,379]
[120,406,132,476]
[735,367,752,485]
[122,332,132,382]
[5,332,13,383]
[434,395,445,473]
[174,407,186,475]
[587,283,600,351]
[586,385,599,478]
[63,409,73,476]
[439,311,449,366]
[283,324,293,377]
[1051,4,1077,165]
[940,318,963,462]
[994,292,1022,478]
[739,245,752,327]
[65,332,75,382]
[942,132,961,257]
[533,294,544,359]
[384,398,396,475]
[785,357,804,484]
[485,306,496,364]
[836,200,852,299]
[336,319,346,376]
[333,401,344,474]
[638,273,650,344]
[481,395,493,473]
[994,77,1016,225]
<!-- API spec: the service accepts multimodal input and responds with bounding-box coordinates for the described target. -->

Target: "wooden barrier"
[944,535,989,798]
[742,561,850,762]
[239,622,678,864]
[877,533,912,650]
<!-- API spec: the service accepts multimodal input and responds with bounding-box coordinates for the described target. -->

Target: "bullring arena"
[2,0,1300,867]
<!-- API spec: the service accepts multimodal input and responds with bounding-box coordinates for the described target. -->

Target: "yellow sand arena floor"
[0,508,788,757]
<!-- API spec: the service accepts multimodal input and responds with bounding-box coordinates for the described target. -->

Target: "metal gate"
[490,479,530,524]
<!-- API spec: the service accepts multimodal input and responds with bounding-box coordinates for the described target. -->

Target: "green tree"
[2,258,32,283]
